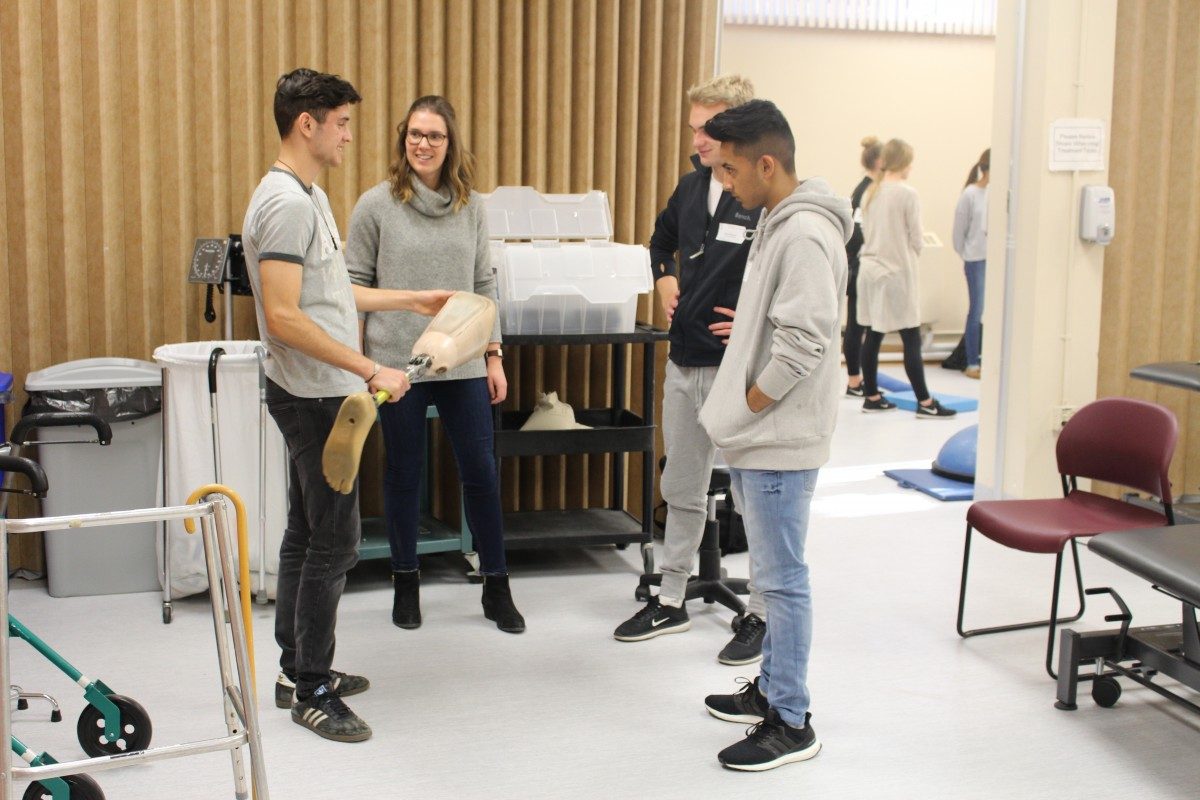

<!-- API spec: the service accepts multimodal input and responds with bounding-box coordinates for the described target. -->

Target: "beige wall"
[975,0,1118,499]
[720,25,995,333]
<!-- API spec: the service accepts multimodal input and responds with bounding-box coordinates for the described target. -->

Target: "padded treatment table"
[1130,361,1200,392]
[1055,524,1200,713]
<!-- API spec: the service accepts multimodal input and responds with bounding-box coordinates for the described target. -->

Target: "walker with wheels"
[0,445,266,799]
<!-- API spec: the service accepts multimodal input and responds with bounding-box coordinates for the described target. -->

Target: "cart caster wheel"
[17,698,28,710]
[162,605,172,624]
[77,694,153,757]
[51,709,62,723]
[23,773,105,800]
[1092,676,1121,708]
[616,543,629,550]
[634,585,651,602]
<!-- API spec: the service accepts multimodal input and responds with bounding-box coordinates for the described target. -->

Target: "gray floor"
[7,367,1200,799]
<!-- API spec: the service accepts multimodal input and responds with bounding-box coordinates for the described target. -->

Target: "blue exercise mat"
[883,468,974,501]
[886,391,978,413]
[876,372,911,393]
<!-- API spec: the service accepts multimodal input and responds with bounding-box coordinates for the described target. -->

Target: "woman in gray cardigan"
[346,96,524,633]
[856,138,955,418]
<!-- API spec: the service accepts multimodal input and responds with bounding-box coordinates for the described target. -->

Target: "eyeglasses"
[406,129,448,147]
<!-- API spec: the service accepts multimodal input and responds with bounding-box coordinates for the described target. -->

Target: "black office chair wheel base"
[23,773,105,800]
[634,585,652,602]
[77,694,153,757]
[1092,676,1121,708]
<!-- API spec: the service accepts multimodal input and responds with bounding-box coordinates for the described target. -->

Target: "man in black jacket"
[613,74,766,665]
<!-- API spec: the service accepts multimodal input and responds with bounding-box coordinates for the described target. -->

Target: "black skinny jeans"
[266,379,361,698]
[843,265,866,377]
[860,327,930,402]
[378,377,508,575]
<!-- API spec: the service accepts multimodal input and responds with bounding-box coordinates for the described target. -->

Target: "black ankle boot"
[481,574,525,633]
[392,570,421,629]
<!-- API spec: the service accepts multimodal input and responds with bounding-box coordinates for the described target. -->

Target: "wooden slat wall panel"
[1101,0,1200,499]
[1,0,719,566]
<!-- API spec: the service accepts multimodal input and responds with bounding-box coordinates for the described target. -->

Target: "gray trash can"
[23,358,162,597]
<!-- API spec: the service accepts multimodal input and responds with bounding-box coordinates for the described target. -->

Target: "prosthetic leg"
[323,292,497,493]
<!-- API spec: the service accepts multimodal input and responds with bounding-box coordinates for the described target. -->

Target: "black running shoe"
[916,398,957,418]
[845,383,865,398]
[862,396,896,412]
[718,709,821,772]
[276,670,370,710]
[718,613,765,666]
[613,597,690,642]
[705,676,769,723]
[291,684,372,743]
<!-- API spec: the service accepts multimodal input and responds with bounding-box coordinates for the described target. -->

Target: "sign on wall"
[1049,118,1106,171]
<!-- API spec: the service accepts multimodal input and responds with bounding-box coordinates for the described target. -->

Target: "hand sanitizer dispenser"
[1080,185,1115,245]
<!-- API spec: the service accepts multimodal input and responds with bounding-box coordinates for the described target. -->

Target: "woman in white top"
[952,148,989,378]
[856,138,955,418]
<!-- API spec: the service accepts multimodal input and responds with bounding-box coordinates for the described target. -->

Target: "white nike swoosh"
[651,618,669,627]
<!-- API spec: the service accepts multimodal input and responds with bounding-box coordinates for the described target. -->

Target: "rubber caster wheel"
[1092,676,1121,708]
[23,773,105,800]
[77,694,153,757]
[616,543,629,551]
[634,585,651,602]
[162,604,172,624]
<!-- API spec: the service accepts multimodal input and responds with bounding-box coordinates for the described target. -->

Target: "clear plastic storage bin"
[483,187,652,335]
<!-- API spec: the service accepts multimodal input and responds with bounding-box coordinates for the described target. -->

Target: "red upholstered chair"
[956,397,1177,678]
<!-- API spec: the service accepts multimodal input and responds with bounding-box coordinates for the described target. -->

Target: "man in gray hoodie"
[696,100,852,772]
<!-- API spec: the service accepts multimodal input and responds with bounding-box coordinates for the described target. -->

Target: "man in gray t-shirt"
[243,68,449,744]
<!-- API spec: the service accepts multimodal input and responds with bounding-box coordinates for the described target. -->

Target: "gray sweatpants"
[659,361,765,618]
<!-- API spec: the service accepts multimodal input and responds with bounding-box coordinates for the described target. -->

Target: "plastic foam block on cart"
[883,469,974,501]
[886,391,978,413]
[876,372,911,393]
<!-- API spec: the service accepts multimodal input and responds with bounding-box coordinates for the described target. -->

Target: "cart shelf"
[495,409,652,456]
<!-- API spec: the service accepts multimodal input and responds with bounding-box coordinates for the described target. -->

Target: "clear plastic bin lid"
[24,358,161,391]
[482,187,613,240]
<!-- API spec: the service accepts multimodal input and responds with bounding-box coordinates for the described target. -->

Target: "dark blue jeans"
[964,260,985,367]
[266,379,361,698]
[378,378,507,575]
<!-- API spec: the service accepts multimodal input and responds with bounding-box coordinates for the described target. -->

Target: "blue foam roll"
[876,372,911,393]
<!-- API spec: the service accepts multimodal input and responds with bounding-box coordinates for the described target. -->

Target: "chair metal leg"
[1043,539,1086,680]
[957,524,1087,642]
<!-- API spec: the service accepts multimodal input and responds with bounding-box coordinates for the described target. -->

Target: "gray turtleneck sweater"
[345,177,502,382]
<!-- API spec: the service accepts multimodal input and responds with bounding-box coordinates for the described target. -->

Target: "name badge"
[716,222,749,245]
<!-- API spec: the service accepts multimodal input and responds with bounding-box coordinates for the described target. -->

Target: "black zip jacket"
[846,175,873,276]
[649,155,761,367]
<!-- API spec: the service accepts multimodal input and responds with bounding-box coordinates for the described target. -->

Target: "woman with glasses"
[345,95,524,634]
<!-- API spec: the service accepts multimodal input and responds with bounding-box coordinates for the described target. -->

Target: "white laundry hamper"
[153,341,287,614]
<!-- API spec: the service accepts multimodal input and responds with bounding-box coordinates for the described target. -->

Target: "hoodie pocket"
[700,362,778,449]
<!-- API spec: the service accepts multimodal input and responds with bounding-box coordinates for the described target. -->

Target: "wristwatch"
[485,348,504,360]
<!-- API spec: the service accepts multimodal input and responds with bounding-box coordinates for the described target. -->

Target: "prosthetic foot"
[322,292,497,493]
[322,392,380,495]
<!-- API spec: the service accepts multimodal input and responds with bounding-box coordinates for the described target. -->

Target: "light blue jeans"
[964,260,986,368]
[730,467,819,728]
